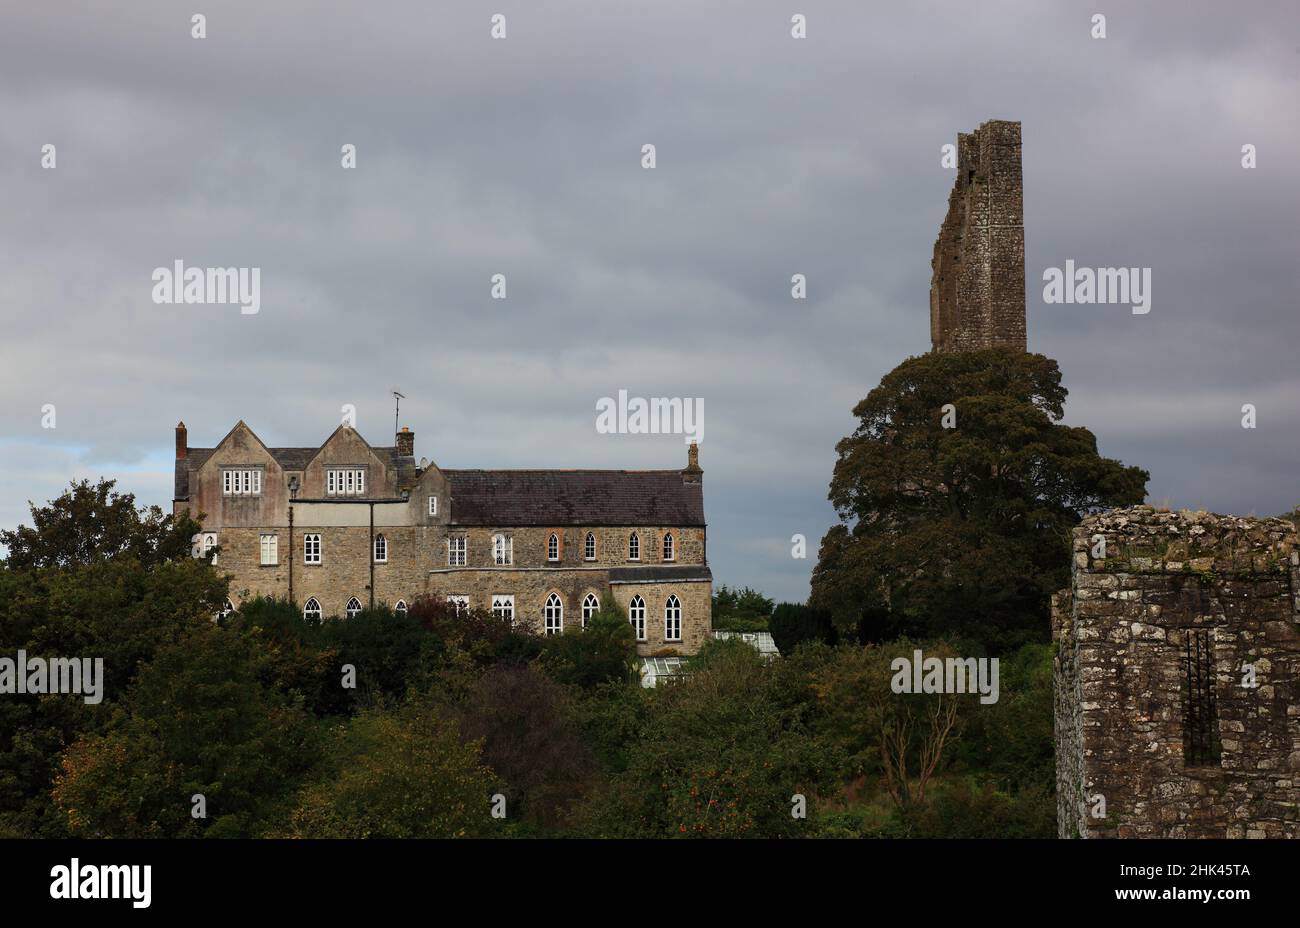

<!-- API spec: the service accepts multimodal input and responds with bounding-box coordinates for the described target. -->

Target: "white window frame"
[373,533,388,563]
[395,599,408,615]
[584,532,596,561]
[222,468,262,497]
[628,532,640,561]
[304,533,321,565]
[428,495,438,516]
[544,593,563,635]
[448,536,466,567]
[326,467,366,497]
[629,595,646,641]
[493,534,513,565]
[346,597,363,619]
[447,595,469,616]
[303,598,321,621]
[581,593,599,628]
[259,533,278,566]
[665,595,682,641]
[547,533,560,562]
[663,532,675,562]
[491,594,515,624]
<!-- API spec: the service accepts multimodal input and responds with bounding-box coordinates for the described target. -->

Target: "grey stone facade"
[930,119,1026,353]
[1054,506,1300,838]
[174,421,713,654]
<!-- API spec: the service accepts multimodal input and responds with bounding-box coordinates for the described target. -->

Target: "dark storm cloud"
[1,0,1297,600]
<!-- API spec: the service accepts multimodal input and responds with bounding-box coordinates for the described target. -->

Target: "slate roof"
[175,448,705,528]
[442,470,704,526]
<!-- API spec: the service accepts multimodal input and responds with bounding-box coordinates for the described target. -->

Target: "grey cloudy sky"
[2,0,1298,602]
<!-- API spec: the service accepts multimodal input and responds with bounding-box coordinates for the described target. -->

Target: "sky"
[1,0,1298,603]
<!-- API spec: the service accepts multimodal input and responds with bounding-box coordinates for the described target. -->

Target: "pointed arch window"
[373,533,387,563]
[665,595,681,641]
[395,600,408,615]
[303,598,321,621]
[346,597,363,619]
[629,595,646,641]
[547,533,560,562]
[628,532,640,561]
[582,593,599,628]
[584,532,597,561]
[662,532,675,562]
[544,593,563,635]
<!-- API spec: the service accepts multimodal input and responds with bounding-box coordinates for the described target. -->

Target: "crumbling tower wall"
[1054,506,1300,838]
[930,120,1026,352]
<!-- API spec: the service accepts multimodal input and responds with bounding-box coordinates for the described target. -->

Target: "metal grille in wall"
[1181,628,1222,767]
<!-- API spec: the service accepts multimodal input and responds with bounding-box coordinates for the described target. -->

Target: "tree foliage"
[280,701,495,838]
[1,479,200,570]
[811,349,1147,651]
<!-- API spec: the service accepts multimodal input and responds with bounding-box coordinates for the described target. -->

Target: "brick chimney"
[176,421,188,460]
[682,441,702,485]
[395,426,414,457]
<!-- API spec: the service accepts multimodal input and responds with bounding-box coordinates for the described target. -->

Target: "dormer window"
[327,467,366,496]
[223,468,262,496]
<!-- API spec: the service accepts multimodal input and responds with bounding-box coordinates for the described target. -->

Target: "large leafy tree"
[0,480,225,836]
[810,349,1147,651]
[52,623,321,837]
[0,479,201,569]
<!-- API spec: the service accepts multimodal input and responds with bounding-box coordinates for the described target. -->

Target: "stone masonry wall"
[1054,506,1300,838]
[215,523,710,655]
[930,119,1026,353]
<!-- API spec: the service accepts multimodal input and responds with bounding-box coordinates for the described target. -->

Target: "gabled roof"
[443,470,704,526]
[176,444,412,499]
[174,426,705,528]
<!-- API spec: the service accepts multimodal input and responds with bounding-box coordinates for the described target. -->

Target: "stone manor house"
[173,420,713,655]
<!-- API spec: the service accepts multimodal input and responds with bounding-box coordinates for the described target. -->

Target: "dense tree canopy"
[810,349,1147,651]
[0,479,200,570]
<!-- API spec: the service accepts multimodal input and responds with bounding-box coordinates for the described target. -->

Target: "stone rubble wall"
[1054,505,1300,838]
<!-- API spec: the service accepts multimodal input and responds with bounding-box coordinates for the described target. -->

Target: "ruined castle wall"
[1054,506,1300,838]
[930,120,1026,353]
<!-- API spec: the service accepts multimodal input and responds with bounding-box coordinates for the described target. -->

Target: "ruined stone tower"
[1055,506,1300,838]
[929,120,1026,352]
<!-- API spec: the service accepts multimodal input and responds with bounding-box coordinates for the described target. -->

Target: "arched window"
[216,598,234,620]
[582,593,599,628]
[544,593,563,635]
[547,533,560,562]
[629,532,640,561]
[346,597,363,619]
[373,533,387,563]
[629,595,646,641]
[493,534,512,565]
[584,532,597,561]
[395,600,408,615]
[303,598,321,621]
[662,532,675,561]
[665,594,681,641]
